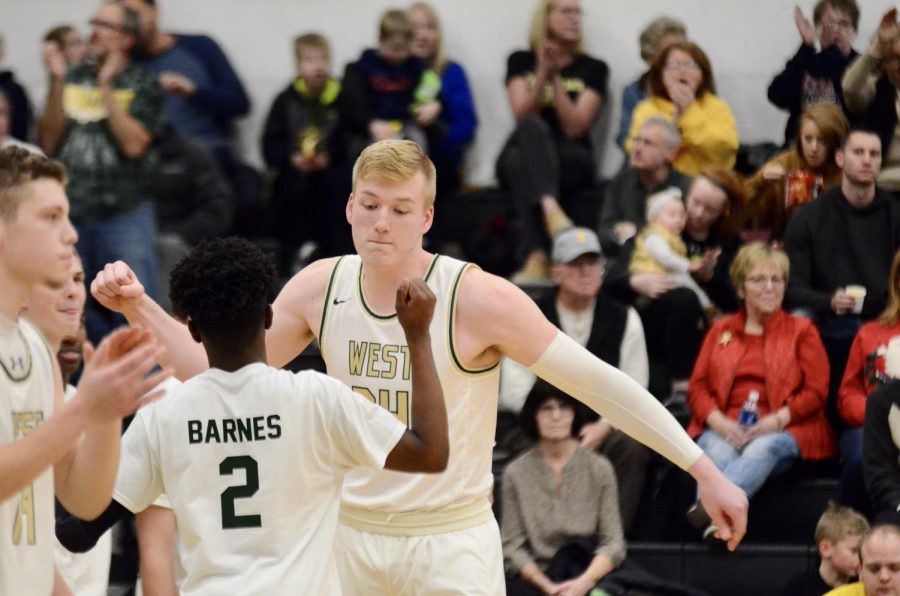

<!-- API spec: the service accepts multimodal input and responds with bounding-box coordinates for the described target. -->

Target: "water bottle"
[738,391,760,427]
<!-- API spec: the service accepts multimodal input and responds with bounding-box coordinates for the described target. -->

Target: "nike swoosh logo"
[333,297,351,305]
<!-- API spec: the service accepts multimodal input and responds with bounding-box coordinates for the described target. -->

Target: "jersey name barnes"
[188,415,282,444]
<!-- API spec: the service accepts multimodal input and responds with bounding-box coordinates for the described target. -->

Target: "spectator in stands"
[154,123,233,312]
[745,102,848,240]
[781,502,869,596]
[824,524,900,595]
[120,0,250,170]
[768,1,860,147]
[686,243,835,529]
[408,2,477,203]
[842,8,900,194]
[784,128,900,430]
[626,41,738,176]
[630,188,716,317]
[0,33,34,142]
[43,25,87,68]
[497,0,608,282]
[498,227,651,536]
[598,117,692,257]
[0,91,42,154]
[615,16,686,152]
[38,2,163,343]
[838,250,900,518]
[605,168,746,401]
[501,380,625,596]
[864,379,900,526]
[340,10,429,157]
[261,32,344,275]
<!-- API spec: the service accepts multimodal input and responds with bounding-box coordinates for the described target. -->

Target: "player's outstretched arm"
[456,269,748,550]
[91,261,208,379]
[0,328,167,518]
[55,328,171,520]
[383,279,449,473]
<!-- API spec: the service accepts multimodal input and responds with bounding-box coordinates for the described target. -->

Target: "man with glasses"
[37,1,163,344]
[500,227,652,536]
[597,117,691,257]
[768,0,860,147]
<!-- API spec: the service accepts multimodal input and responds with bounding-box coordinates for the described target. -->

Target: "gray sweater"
[500,446,626,575]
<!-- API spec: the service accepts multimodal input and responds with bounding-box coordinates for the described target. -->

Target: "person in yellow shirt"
[825,524,900,595]
[626,42,738,176]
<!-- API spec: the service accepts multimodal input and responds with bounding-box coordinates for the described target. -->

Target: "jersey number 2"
[219,455,262,529]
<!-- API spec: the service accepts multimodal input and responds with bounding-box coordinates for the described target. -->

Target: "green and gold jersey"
[320,254,500,517]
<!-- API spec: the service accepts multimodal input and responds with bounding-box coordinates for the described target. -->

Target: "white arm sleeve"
[619,307,649,389]
[644,233,691,274]
[529,331,703,470]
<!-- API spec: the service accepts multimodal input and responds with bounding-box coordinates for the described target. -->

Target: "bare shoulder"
[455,267,557,366]
[275,257,341,310]
[269,257,342,366]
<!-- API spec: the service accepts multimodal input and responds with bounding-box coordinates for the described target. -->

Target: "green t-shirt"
[58,64,163,222]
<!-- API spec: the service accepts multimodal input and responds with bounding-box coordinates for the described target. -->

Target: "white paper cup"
[846,285,867,314]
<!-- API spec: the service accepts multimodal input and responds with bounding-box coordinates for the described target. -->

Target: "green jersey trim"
[448,263,500,376]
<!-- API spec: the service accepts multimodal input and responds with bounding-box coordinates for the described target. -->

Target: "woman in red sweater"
[836,249,900,511]
[687,243,835,504]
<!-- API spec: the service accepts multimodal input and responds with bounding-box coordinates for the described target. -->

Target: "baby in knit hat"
[629,187,714,313]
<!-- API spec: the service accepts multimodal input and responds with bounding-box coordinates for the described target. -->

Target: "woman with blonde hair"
[745,102,848,239]
[497,0,609,281]
[407,2,477,205]
[836,248,900,514]
[626,42,738,176]
[686,243,835,535]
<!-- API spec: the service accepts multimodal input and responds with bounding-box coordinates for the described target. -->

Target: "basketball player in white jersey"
[92,140,748,594]
[0,147,168,595]
[65,236,448,594]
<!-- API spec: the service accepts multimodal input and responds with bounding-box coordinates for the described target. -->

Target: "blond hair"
[0,147,67,221]
[730,242,790,292]
[529,0,582,52]
[352,140,437,209]
[815,501,869,545]
[293,32,330,61]
[380,9,414,42]
[880,250,900,326]
[408,2,446,73]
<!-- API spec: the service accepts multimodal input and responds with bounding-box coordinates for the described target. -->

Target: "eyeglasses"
[552,7,583,18]
[89,18,125,33]
[745,275,785,288]
[537,400,572,415]
[665,59,700,71]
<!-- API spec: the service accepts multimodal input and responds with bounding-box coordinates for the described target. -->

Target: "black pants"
[636,287,704,382]
[496,116,595,262]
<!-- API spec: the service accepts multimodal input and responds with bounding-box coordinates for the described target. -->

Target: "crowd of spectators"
[5,0,900,592]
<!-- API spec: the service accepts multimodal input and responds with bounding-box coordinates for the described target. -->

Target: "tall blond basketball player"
[92,140,748,595]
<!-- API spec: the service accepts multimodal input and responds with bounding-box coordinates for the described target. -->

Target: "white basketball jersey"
[319,254,500,512]
[0,317,56,596]
[55,385,111,596]
[113,364,405,595]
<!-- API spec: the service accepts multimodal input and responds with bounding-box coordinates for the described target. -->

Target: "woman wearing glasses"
[497,0,609,281]
[686,243,835,513]
[625,42,738,177]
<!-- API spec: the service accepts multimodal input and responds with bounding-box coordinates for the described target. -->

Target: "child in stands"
[781,502,869,596]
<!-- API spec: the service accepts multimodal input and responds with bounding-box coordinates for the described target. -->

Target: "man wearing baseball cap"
[501,227,652,535]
